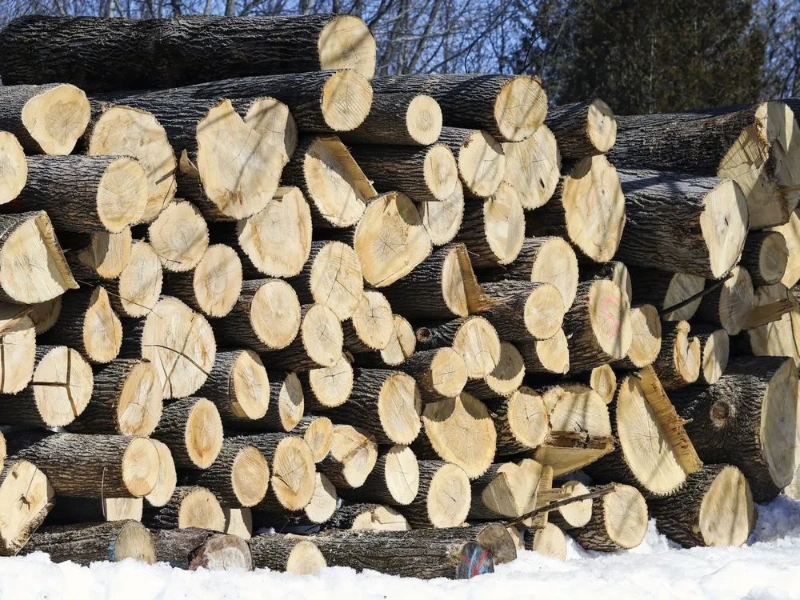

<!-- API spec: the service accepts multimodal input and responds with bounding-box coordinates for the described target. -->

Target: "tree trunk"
[437,127,505,198]
[142,486,225,531]
[147,200,209,272]
[0,459,54,556]
[300,356,353,410]
[456,184,525,268]
[479,280,565,341]
[62,229,132,281]
[465,341,525,399]
[628,266,706,321]
[318,425,378,490]
[415,316,501,380]
[152,397,223,469]
[468,459,542,520]
[339,93,441,146]
[571,484,648,552]
[196,349,270,426]
[515,331,571,375]
[696,266,755,335]
[501,125,560,209]
[339,445,419,507]
[544,99,617,159]
[613,304,662,369]
[106,240,163,318]
[397,460,471,528]
[0,14,375,89]
[343,290,395,353]
[22,520,155,564]
[152,528,252,570]
[652,320,701,389]
[264,304,343,371]
[740,230,788,287]
[488,387,550,457]
[248,534,327,574]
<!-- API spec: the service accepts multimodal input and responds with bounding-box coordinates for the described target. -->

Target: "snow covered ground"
[3,496,800,600]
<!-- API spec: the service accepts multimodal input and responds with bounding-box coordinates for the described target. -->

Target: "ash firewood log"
[145,440,177,508]
[526,155,625,262]
[696,266,755,335]
[317,425,378,490]
[437,127,506,198]
[293,416,334,463]
[153,528,252,571]
[465,342,525,400]
[649,464,755,548]
[545,99,617,159]
[253,472,336,530]
[40,287,122,364]
[524,523,567,560]
[739,283,800,362]
[196,349,269,426]
[516,330,570,375]
[580,260,632,306]
[0,307,35,394]
[608,102,800,229]
[691,325,730,385]
[0,83,90,154]
[349,143,459,203]
[147,200,209,272]
[264,303,343,371]
[222,507,252,540]
[340,93,442,146]
[300,355,353,410]
[0,459,54,556]
[652,320,701,389]
[152,397,223,470]
[8,433,160,498]
[340,445,419,507]
[28,298,61,335]
[22,521,155,564]
[501,124,560,209]
[0,132,26,205]
[547,481,593,530]
[251,371,305,433]
[375,315,416,366]
[163,244,242,318]
[66,359,162,436]
[456,184,525,268]
[370,73,547,142]
[613,304,662,370]
[571,484,648,552]
[106,240,163,317]
[142,486,225,531]
[45,497,143,525]
[281,136,375,229]
[415,316,501,380]
[419,181,465,247]
[6,155,147,233]
[0,15,376,88]
[772,210,800,287]
[321,503,409,531]
[183,440,269,508]
[488,386,550,457]
[394,348,467,404]
[248,535,326,575]
[669,356,799,501]
[62,228,132,281]
[0,211,77,303]
[628,266,706,321]
[342,291,394,353]
[397,460,471,528]
[740,230,789,287]
[0,345,93,427]
[468,459,542,520]
[479,281,565,342]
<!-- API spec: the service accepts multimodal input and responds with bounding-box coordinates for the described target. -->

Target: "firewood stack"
[0,12,798,580]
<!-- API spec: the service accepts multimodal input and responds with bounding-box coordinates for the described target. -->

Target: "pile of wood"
[0,12,798,580]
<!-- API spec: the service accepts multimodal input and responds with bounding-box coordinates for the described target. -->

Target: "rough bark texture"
[652,321,700,390]
[338,92,440,146]
[544,100,616,159]
[152,397,222,469]
[627,266,706,322]
[22,521,154,565]
[740,230,788,287]
[152,528,252,570]
[142,486,223,531]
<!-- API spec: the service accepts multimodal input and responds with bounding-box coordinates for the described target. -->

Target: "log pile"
[0,12,798,581]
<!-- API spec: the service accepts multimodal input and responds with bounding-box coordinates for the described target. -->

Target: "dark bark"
[22,521,154,564]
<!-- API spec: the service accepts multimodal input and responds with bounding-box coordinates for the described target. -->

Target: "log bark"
[397,460,471,528]
[571,484,648,552]
[437,127,506,198]
[479,280,565,342]
[320,503,409,531]
[652,320,701,389]
[142,486,225,531]
[544,99,617,159]
[106,240,163,318]
[740,230,788,287]
[339,93,441,146]
[456,184,525,268]
[22,520,155,564]
[339,445,419,507]
[501,125,560,209]
[628,266,706,321]
[196,349,270,426]
[152,528,252,570]
[487,387,550,457]
[152,397,223,469]
[415,316,501,380]
[317,425,378,490]
[696,266,755,335]
[248,534,327,574]
[0,459,54,556]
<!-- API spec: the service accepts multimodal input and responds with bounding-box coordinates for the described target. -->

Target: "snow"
[3,497,800,600]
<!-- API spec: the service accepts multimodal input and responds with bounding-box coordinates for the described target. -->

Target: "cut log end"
[83,287,123,363]
[533,330,571,374]
[299,303,344,368]
[176,487,226,531]
[480,342,524,397]
[589,484,648,550]
[761,359,800,488]
[590,364,617,404]
[186,398,224,469]
[223,508,253,540]
[251,279,302,351]
[0,312,35,394]
[323,425,378,489]
[495,75,548,142]
[244,97,297,161]
[701,329,729,385]
[306,354,354,408]
[232,446,271,508]
[383,445,420,505]
[115,240,162,317]
[191,244,243,317]
[80,229,133,280]
[21,83,91,155]
[0,132,27,205]
[458,130,506,198]
[588,279,633,361]
[531,523,567,560]
[505,387,550,451]
[272,371,304,432]
[556,481,593,528]
[309,241,364,321]
[318,15,377,79]
[453,316,502,380]
[529,237,579,310]
[95,157,148,232]
[407,94,442,145]
[286,539,327,575]
[304,473,338,524]
[0,460,54,555]
[427,463,472,527]
[348,290,394,351]
[430,347,469,398]
[423,144,460,201]
[502,125,560,210]
[302,416,334,463]
[29,297,62,335]
[381,315,416,366]
[148,200,209,273]
[271,437,316,511]
[145,440,177,508]
[376,372,422,445]
[351,505,409,531]
[122,437,161,497]
[33,346,94,427]
[663,273,706,321]
[699,465,755,547]
[113,521,157,562]
[622,304,662,368]
[473,459,541,519]
[420,182,464,246]
[701,179,749,279]
[756,231,789,286]
[116,360,163,436]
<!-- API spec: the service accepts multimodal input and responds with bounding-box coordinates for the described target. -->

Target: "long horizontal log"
[544,99,617,159]
[22,521,155,564]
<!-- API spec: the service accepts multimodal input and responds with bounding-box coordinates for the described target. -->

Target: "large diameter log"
[0,83,90,154]
[398,461,471,528]
[502,125,560,210]
[22,521,155,565]
[371,74,547,143]
[696,266,755,335]
[479,281,565,342]
[772,210,800,287]
[318,425,378,490]
[652,321,701,389]
[248,535,326,574]
[184,441,269,508]
[9,433,160,498]
[516,330,571,375]
[571,485,648,552]
[614,304,662,369]
[0,460,54,556]
[545,99,617,159]
[0,307,35,394]
[649,464,755,548]
[489,387,550,457]
[608,102,800,229]
[0,15,376,89]
[148,200,209,272]
[615,170,747,278]
[693,326,730,385]
[353,191,432,287]
[281,136,375,228]
[340,93,441,146]
[669,356,799,501]
[153,528,252,571]
[456,183,525,268]
[152,397,223,469]
[143,486,225,532]
[420,181,465,246]
[265,303,343,371]
[40,287,122,364]
[300,355,353,410]
[584,375,687,496]
[0,346,93,427]
[417,393,497,479]
[0,132,27,204]
[45,497,143,525]
[163,243,242,317]
[343,291,394,353]
[628,266,706,321]
[741,230,789,287]
[63,228,132,281]
[66,359,163,436]
[437,127,506,198]
[415,316,501,380]
[341,445,419,507]
[0,211,77,303]
[108,240,163,317]
[526,155,625,262]
[395,348,467,403]
[468,459,542,520]
[197,349,269,425]
[349,143,459,203]
[8,155,147,233]
[465,341,525,399]
[562,280,632,371]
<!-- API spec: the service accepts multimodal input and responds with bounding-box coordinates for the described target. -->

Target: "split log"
[524,523,567,559]
[12,154,147,234]
[0,307,35,393]
[653,320,701,389]
[23,521,154,564]
[107,240,163,317]
[468,459,542,520]
[144,440,177,508]
[86,105,177,223]
[415,316,501,379]
[183,440,269,508]
[40,287,122,364]
[341,445,419,507]
[561,280,632,371]
[741,230,789,287]
[417,392,497,478]
[580,261,632,306]
[0,15,376,88]
[45,497,143,525]
[147,200,209,272]
[63,229,132,281]
[526,155,625,262]
[437,127,506,198]
[571,484,648,551]
[608,102,800,229]
[615,170,747,278]
[479,281,565,342]
[501,124,560,209]
[322,503,409,531]
[419,181,465,246]
[0,459,54,556]
[28,297,61,335]
[142,486,225,531]
[349,143,459,203]
[380,243,483,320]
[772,210,800,287]
[293,416,334,463]
[340,93,441,146]
[223,507,253,540]
[0,211,77,303]
[196,349,270,427]
[318,425,378,490]
[456,184,525,268]
[354,191,432,287]
[342,290,394,353]
[281,136,375,228]
[692,325,730,385]
[585,375,687,496]
[465,342,525,399]
[153,528,252,570]
[370,73,547,142]
[0,83,90,154]
[628,267,706,321]
[545,99,617,159]
[288,240,364,321]
[649,465,755,548]
[614,304,662,369]
[669,356,799,501]
[163,244,242,318]
[264,303,343,371]
[395,348,467,404]
[66,359,162,436]
[489,386,550,457]
[378,315,416,366]
[300,355,353,410]
[547,481,593,530]
[248,535,326,574]
[152,397,223,469]
[0,345,93,427]
[9,433,160,498]
[398,460,471,528]
[696,266,755,335]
